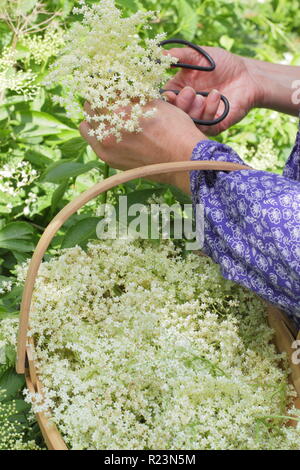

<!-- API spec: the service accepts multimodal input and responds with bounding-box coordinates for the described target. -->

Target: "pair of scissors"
[159,39,230,126]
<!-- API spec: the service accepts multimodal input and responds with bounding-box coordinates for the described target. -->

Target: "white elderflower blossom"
[0,46,38,100]
[0,159,38,212]
[1,239,298,449]
[0,391,40,450]
[231,138,284,172]
[21,23,65,65]
[0,280,13,295]
[45,0,177,142]
[0,318,19,361]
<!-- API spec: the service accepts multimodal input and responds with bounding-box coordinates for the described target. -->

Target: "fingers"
[163,86,198,115]
[188,94,205,120]
[83,101,98,130]
[83,101,92,115]
[79,120,107,155]
[80,119,131,171]
[162,91,177,105]
[191,89,222,136]
[166,87,221,122]
[174,86,196,113]
[79,120,100,152]
[164,87,222,135]
[79,120,89,140]
[201,89,221,123]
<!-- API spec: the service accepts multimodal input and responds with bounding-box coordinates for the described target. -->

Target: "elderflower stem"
[0,89,5,105]
[100,162,110,204]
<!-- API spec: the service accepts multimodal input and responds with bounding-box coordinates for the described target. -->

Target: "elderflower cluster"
[230,138,284,172]
[45,0,177,142]
[0,47,38,100]
[0,318,18,366]
[0,159,38,213]
[0,391,40,450]
[0,280,13,295]
[7,238,298,450]
[21,23,65,65]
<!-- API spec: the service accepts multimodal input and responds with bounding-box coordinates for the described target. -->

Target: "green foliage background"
[0,0,299,449]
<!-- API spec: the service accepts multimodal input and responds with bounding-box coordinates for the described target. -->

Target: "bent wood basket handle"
[17,160,252,373]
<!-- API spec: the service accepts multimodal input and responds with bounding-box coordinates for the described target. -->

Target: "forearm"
[243,57,300,116]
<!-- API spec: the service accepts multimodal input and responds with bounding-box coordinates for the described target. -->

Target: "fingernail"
[162,91,175,103]
[181,87,196,100]
[210,89,220,100]
[184,86,196,94]
[197,94,205,107]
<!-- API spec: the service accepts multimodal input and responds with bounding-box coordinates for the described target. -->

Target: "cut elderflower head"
[3,239,298,450]
[45,0,178,142]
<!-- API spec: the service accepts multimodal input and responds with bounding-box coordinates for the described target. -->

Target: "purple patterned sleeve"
[283,121,300,181]
[189,129,300,327]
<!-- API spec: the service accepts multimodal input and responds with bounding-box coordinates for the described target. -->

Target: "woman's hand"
[162,46,263,136]
[79,99,205,194]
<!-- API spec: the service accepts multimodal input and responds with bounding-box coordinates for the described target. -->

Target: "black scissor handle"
[159,38,230,126]
[159,38,216,71]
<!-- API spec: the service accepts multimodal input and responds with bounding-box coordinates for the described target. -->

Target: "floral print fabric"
[190,123,300,326]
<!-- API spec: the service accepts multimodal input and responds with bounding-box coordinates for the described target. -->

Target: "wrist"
[242,56,267,109]
[167,129,204,194]
[242,56,300,115]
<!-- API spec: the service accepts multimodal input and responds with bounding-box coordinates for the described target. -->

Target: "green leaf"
[0,275,13,286]
[41,160,101,183]
[12,250,30,264]
[45,129,80,143]
[116,0,138,12]
[0,222,33,241]
[0,222,34,253]
[2,95,28,106]
[4,344,16,366]
[14,111,75,141]
[165,184,192,205]
[13,398,30,414]
[1,284,23,311]
[24,148,53,168]
[125,188,165,207]
[60,137,88,159]
[0,239,34,253]
[176,0,198,42]
[61,217,100,249]
[51,179,70,214]
[15,111,71,130]
[0,368,25,400]
[30,88,46,112]
[220,35,234,51]
[0,106,9,121]
[0,308,19,320]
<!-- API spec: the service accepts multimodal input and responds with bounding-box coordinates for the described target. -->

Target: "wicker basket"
[16,161,300,450]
